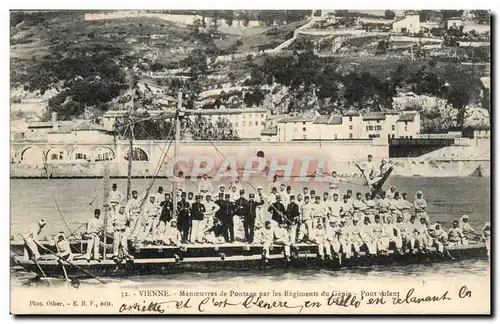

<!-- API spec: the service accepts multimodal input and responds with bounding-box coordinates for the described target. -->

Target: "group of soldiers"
[21,170,491,263]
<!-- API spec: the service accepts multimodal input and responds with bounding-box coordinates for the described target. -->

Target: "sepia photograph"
[9,8,491,315]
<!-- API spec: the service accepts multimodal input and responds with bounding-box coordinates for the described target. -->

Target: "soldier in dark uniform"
[286,195,301,243]
[177,192,191,243]
[214,192,226,236]
[246,193,265,243]
[222,193,235,242]
[268,195,287,226]
[159,193,173,231]
[310,190,316,201]
[234,189,249,238]
[190,194,206,243]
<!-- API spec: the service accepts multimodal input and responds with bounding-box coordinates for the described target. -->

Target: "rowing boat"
[12,241,488,279]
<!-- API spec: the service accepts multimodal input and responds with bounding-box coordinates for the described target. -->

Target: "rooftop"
[397,112,417,122]
[362,112,386,121]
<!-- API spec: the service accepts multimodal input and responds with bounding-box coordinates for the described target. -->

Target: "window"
[349,133,353,139]
[405,121,408,125]
[303,122,306,125]
[375,125,382,131]
[405,126,408,131]
[392,125,395,131]
[242,121,246,127]
[242,114,246,119]
[377,120,380,123]
[349,125,353,130]
[75,153,86,160]
[261,121,265,126]
[255,121,258,126]
[51,154,58,160]
[261,114,264,118]
[235,122,239,127]
[349,117,353,122]
[302,127,306,131]
[367,125,373,131]
[366,126,369,131]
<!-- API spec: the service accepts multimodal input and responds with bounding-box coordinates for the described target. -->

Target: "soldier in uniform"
[246,193,264,243]
[222,193,236,242]
[190,195,206,243]
[126,190,142,238]
[285,195,300,243]
[177,192,191,243]
[158,193,173,234]
[111,205,131,260]
[268,195,286,226]
[234,189,249,241]
[84,210,103,261]
[298,195,313,242]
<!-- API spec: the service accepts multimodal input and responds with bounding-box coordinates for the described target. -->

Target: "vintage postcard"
[10,9,491,315]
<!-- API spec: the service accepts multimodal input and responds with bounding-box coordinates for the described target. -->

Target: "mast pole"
[171,91,182,221]
[126,123,133,201]
[102,162,110,261]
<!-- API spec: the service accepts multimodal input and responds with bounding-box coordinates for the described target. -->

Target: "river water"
[10,176,491,287]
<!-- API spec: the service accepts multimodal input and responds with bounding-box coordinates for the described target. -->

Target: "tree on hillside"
[442,10,464,19]
[384,10,395,20]
[472,10,491,24]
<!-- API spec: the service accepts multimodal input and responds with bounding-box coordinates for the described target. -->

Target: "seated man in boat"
[312,222,331,260]
[353,192,367,224]
[414,216,432,253]
[329,193,342,224]
[413,191,429,224]
[325,219,342,260]
[428,223,447,254]
[448,220,465,245]
[198,174,214,199]
[346,216,363,258]
[384,216,403,254]
[459,215,477,244]
[403,216,418,253]
[273,222,292,261]
[109,183,124,213]
[372,214,390,254]
[363,193,376,224]
[377,191,390,224]
[22,218,47,261]
[111,205,132,260]
[339,195,354,225]
[255,221,274,260]
[54,232,73,261]
[162,220,182,247]
[360,216,376,255]
[84,209,103,262]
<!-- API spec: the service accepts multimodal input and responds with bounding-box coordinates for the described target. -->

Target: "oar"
[35,242,107,284]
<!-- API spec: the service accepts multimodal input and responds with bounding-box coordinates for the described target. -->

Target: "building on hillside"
[446,17,464,29]
[392,11,421,34]
[102,107,268,140]
[271,110,421,142]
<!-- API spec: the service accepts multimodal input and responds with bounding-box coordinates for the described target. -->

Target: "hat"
[38,219,46,226]
[329,219,336,224]
[340,217,346,223]
[257,186,263,190]
[206,194,211,197]
[171,219,178,225]
[57,232,65,239]
[225,193,230,198]
[249,193,255,198]
[289,195,295,199]
[462,214,469,219]
[218,192,224,197]
[239,189,245,194]
[310,190,316,194]
[219,184,226,188]
[195,194,202,199]
[353,216,360,222]
[181,192,187,196]
[158,186,163,191]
